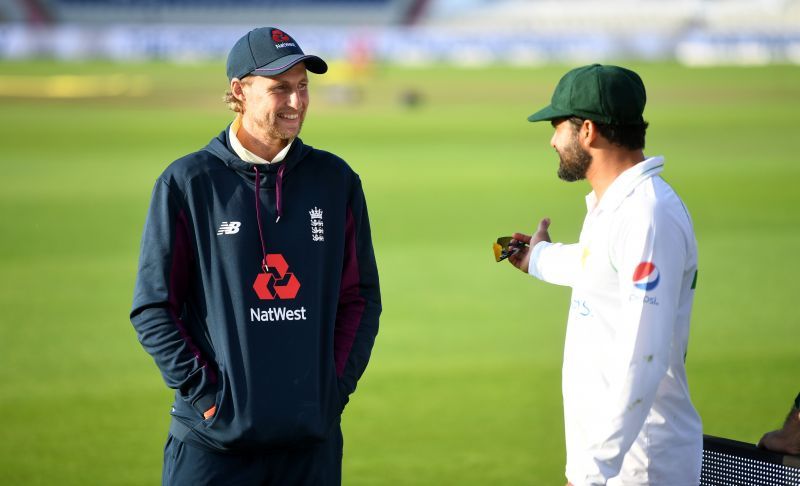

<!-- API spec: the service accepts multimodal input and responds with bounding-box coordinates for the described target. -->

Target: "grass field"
[1,59,799,485]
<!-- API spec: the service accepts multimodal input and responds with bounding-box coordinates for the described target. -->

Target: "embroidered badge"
[309,207,324,242]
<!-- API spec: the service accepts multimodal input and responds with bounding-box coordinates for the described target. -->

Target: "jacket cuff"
[337,379,351,413]
[192,392,217,417]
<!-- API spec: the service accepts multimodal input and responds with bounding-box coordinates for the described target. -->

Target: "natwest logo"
[253,254,300,300]
[272,29,290,43]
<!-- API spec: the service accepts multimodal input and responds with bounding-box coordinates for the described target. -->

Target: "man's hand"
[203,404,217,420]
[758,409,800,455]
[508,218,551,273]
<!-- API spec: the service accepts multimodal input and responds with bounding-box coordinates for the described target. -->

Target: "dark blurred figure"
[759,393,800,455]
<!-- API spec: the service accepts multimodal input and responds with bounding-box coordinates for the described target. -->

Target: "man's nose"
[288,90,302,109]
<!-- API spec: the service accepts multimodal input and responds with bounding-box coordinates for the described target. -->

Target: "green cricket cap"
[528,64,646,125]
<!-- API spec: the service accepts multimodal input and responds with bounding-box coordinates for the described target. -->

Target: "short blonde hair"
[223,77,252,113]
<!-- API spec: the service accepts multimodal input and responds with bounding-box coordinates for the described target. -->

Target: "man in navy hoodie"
[130,27,381,485]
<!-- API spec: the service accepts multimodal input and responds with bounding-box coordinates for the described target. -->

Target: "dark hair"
[567,116,648,150]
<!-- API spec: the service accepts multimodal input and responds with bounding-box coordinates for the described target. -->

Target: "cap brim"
[527,105,572,122]
[251,54,328,76]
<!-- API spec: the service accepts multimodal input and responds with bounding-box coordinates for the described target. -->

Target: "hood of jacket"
[203,124,313,180]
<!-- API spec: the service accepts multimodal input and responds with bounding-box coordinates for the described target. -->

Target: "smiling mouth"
[278,113,299,121]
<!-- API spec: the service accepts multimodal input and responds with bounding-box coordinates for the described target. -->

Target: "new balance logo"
[217,221,241,235]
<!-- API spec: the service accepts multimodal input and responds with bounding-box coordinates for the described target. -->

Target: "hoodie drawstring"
[275,163,285,223]
[254,165,268,273]
[253,164,285,273]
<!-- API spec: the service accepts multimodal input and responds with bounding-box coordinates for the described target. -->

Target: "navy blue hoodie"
[130,128,381,452]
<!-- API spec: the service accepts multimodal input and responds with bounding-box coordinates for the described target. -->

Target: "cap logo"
[271,29,290,43]
[270,29,296,49]
[270,29,297,50]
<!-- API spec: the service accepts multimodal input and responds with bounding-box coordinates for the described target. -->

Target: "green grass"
[1,60,799,485]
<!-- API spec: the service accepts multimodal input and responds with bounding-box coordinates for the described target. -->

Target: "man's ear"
[230,78,246,102]
[580,119,597,148]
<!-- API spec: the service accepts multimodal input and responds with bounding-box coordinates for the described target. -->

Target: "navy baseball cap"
[226,27,328,81]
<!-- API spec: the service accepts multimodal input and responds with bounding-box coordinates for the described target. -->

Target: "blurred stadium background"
[2,0,800,65]
[1,1,799,485]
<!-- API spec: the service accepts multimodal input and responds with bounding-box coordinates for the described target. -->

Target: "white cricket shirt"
[529,157,702,486]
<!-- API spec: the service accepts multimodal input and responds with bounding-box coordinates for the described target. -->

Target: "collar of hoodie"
[203,124,309,275]
[228,114,294,165]
[228,117,288,272]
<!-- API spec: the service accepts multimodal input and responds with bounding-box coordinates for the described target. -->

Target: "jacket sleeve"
[334,176,381,410]
[130,178,217,416]
[575,204,688,485]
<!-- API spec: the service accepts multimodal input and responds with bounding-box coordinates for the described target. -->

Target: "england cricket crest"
[309,207,324,242]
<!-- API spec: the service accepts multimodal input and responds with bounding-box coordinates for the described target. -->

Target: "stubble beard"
[262,112,304,143]
[557,135,592,182]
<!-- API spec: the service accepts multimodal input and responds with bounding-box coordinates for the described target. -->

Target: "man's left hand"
[508,217,551,273]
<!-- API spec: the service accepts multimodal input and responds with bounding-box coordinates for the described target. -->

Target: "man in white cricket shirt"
[507,64,703,485]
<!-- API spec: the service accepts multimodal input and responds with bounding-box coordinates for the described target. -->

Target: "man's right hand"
[203,404,217,420]
[508,218,551,273]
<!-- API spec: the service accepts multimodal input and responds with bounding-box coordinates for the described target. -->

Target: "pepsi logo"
[633,262,660,291]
